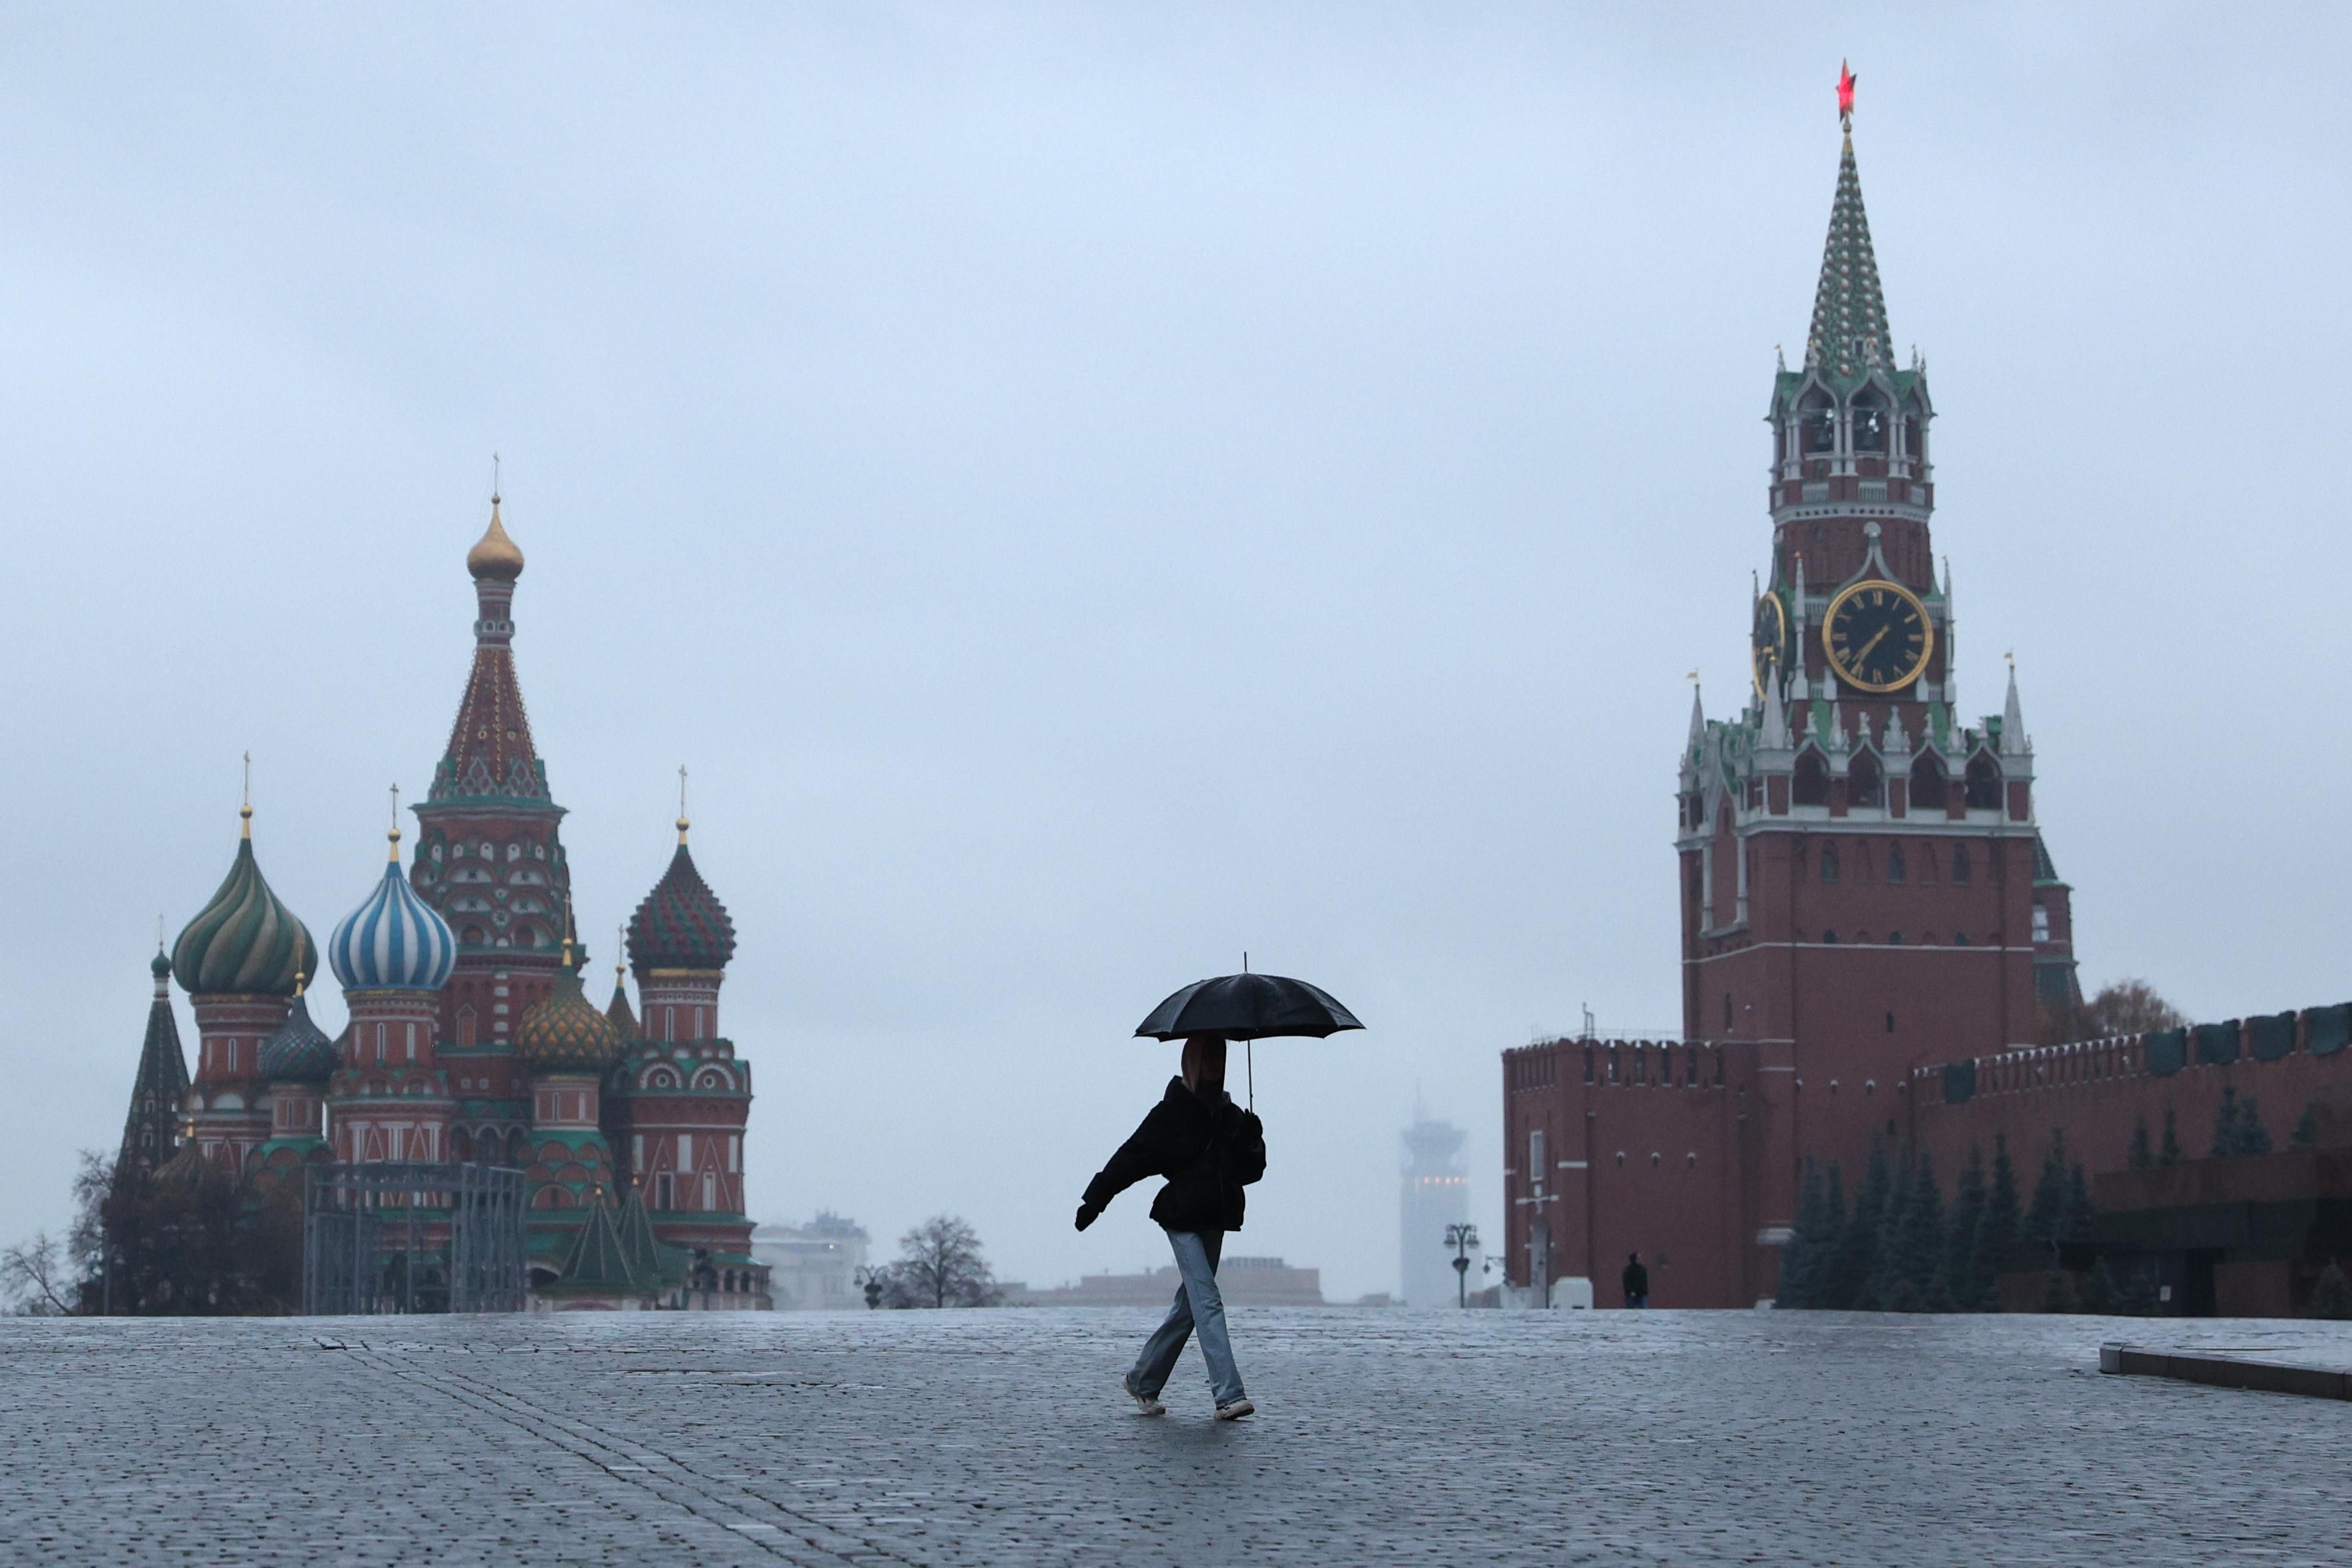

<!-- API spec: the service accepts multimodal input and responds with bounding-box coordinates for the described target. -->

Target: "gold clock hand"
[1851,625,1890,667]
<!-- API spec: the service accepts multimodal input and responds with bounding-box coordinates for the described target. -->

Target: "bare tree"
[2084,979,2186,1037]
[2,1234,75,1316]
[888,1214,1000,1308]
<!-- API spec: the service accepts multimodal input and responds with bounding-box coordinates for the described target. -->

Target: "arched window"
[1794,748,1831,807]
[1851,390,1889,454]
[1848,751,1885,809]
[1964,754,2003,811]
[1823,929,1840,944]
[1909,754,1948,811]
[1820,844,1839,883]
[1887,845,1906,883]
[1952,844,1973,884]
[1956,931,1970,946]
[1799,389,1835,455]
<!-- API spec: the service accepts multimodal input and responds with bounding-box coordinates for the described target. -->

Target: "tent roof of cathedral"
[616,1185,684,1286]
[173,812,316,998]
[605,970,639,1040]
[555,1198,641,1292]
[627,838,736,974]
[257,988,337,1085]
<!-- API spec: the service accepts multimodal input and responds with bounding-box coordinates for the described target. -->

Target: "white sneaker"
[1214,1397,1255,1421]
[1123,1376,1165,1416]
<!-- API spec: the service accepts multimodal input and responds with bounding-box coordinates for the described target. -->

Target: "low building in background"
[751,1213,870,1310]
[1006,1256,1325,1308]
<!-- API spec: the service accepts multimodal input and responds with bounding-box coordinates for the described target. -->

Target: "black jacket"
[1623,1260,1649,1299]
[1083,1078,1267,1233]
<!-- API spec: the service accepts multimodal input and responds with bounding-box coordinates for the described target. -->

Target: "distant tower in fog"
[1400,1106,1469,1307]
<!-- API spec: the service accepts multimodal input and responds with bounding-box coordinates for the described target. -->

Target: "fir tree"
[1863,1153,1918,1311]
[1817,1164,1849,1308]
[1944,1147,1988,1311]
[2128,1115,2153,1170]
[2080,1257,2120,1314]
[1890,1152,1946,1310]
[2061,1162,2094,1243]
[2024,1135,2068,1243]
[2036,1268,2079,1314]
[1834,1134,1893,1311]
[2159,1108,2181,1166]
[1968,1134,2023,1311]
[2292,1102,2321,1149]
[2236,1097,2273,1156]
[1779,1162,1831,1308]
[2312,1262,2352,1321]
[2211,1088,2241,1158]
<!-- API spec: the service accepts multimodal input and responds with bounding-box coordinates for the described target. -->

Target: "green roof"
[1805,131,1893,382]
[556,1200,640,1292]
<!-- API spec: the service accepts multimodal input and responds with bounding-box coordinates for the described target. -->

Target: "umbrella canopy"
[1134,972,1363,1042]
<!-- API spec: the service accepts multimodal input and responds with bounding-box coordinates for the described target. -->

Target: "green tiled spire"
[116,949,191,1185]
[561,1196,640,1291]
[1803,130,1893,384]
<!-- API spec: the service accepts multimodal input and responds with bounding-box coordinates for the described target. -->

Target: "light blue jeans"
[1129,1229,1244,1407]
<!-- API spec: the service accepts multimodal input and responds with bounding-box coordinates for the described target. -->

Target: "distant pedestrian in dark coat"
[1623,1251,1649,1308]
[1077,1034,1266,1420]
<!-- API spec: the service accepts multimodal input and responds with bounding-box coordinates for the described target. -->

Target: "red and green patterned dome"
[627,827,735,974]
[515,953,621,1073]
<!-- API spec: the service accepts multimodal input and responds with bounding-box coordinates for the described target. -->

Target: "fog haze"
[5,5,2349,1301]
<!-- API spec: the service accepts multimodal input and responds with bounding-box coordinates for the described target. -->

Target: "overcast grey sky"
[5,5,2349,1302]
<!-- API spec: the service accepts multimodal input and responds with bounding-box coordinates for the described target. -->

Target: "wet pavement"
[3,1307,2345,1565]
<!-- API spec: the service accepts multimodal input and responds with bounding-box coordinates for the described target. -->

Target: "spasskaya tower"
[1670,67,2080,1287]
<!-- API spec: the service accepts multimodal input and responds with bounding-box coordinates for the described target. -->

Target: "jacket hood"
[1162,1076,1233,1113]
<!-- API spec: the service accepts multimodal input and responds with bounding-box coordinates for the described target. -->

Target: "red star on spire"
[1837,61,1857,127]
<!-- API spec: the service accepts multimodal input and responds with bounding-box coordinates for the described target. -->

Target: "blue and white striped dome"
[329,853,457,992]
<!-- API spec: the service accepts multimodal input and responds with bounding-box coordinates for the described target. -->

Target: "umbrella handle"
[1247,1040,1253,1112]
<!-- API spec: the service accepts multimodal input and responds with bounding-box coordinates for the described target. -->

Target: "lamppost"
[1445,1223,1480,1308]
[853,1264,886,1310]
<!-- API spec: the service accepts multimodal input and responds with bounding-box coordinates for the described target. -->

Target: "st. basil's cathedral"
[113,500,770,1308]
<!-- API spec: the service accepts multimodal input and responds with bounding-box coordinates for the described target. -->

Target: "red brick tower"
[1674,83,2048,1290]
[613,805,756,1263]
[170,799,315,1174]
[408,496,569,1168]
[326,818,462,1164]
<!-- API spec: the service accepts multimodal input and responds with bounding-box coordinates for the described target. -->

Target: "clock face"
[1751,592,1791,697]
[1823,579,1933,693]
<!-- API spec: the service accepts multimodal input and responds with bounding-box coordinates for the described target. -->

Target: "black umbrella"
[1133,961,1362,1109]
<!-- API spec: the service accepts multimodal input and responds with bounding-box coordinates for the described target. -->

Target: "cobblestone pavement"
[5,1308,2348,1566]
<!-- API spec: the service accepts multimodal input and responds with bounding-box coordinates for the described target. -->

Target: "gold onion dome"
[515,948,622,1073]
[465,496,525,582]
[173,807,316,997]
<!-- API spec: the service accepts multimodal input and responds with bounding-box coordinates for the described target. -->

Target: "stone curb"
[2100,1342,2352,1401]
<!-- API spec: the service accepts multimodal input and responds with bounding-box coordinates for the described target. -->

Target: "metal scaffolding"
[302,1162,529,1315]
